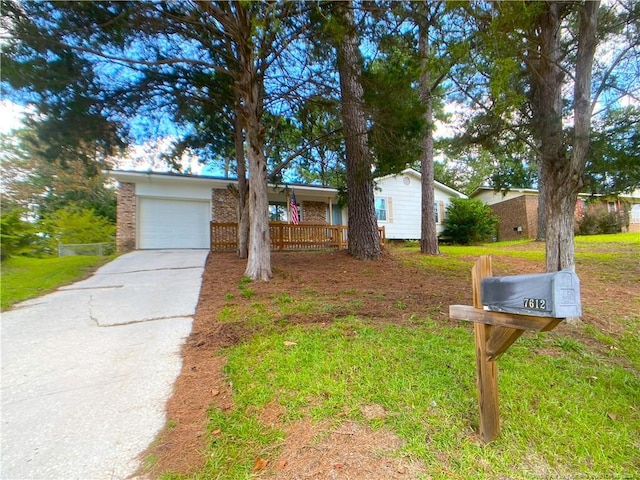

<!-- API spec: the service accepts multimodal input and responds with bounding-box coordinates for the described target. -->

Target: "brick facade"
[210,192,329,225]
[116,182,136,252]
[115,181,335,252]
[302,201,328,224]
[212,188,238,223]
[490,194,539,241]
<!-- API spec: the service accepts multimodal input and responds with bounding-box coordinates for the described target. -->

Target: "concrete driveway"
[1,249,209,480]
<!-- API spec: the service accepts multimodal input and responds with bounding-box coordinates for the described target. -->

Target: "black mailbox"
[481,271,581,318]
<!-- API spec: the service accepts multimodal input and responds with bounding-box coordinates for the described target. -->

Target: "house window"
[328,204,343,225]
[434,203,439,224]
[578,198,587,216]
[269,202,288,222]
[375,197,387,221]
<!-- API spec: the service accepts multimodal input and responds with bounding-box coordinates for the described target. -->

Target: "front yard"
[1,255,112,310]
[145,233,639,479]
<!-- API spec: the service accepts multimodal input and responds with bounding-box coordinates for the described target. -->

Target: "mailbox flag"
[290,191,300,225]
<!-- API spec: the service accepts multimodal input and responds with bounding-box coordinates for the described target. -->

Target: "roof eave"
[106,170,340,195]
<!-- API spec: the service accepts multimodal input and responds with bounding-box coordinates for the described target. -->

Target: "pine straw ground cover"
[140,234,639,480]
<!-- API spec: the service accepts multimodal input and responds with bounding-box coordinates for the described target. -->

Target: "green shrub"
[0,207,36,260]
[576,203,626,235]
[440,198,498,245]
[37,206,115,255]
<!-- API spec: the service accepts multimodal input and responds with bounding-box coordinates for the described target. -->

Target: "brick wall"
[302,201,328,224]
[116,182,136,252]
[212,188,238,223]
[490,194,539,241]
[211,190,329,224]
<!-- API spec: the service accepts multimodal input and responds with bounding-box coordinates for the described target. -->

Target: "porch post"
[329,197,333,225]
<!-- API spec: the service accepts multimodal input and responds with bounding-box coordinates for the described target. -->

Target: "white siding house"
[373,168,467,240]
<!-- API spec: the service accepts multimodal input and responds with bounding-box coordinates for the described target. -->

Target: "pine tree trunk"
[238,192,249,259]
[235,13,271,281]
[234,107,249,259]
[531,1,598,273]
[536,159,546,241]
[335,2,381,261]
[418,16,439,255]
[528,2,572,272]
[243,111,271,280]
[543,183,578,271]
[536,2,573,272]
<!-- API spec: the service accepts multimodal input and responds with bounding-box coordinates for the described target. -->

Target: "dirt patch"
[264,420,429,480]
[140,246,637,478]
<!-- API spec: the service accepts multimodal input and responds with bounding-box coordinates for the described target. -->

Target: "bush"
[576,203,627,235]
[0,207,36,260]
[440,198,498,245]
[37,206,115,255]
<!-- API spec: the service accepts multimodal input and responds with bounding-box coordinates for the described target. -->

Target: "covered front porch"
[210,222,385,252]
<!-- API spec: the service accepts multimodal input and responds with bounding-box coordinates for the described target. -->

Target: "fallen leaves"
[252,457,268,472]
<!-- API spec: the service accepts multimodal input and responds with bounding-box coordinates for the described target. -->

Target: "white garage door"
[139,198,210,249]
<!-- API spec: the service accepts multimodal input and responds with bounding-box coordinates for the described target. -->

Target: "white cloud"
[0,100,26,134]
[110,136,204,174]
[620,94,639,108]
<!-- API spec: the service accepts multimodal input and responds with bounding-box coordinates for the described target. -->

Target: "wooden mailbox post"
[449,256,581,442]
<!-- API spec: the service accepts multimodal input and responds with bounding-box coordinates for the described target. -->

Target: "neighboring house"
[373,168,468,240]
[109,170,344,252]
[470,186,640,241]
[470,187,541,241]
[623,190,640,231]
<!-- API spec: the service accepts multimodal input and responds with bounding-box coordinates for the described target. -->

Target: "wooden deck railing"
[210,222,385,252]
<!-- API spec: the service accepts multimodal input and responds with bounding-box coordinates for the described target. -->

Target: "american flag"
[290,190,300,225]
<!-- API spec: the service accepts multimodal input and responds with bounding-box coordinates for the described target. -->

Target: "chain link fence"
[58,243,116,257]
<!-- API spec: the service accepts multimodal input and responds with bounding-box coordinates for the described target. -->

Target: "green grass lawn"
[1,255,113,310]
[575,231,640,244]
[215,319,637,479]
[157,233,640,480]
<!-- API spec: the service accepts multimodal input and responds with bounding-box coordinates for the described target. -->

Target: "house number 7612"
[523,298,547,310]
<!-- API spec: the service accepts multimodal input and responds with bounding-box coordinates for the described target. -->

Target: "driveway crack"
[89,294,100,327]
[88,295,193,328]
[62,285,123,292]
[95,316,194,327]
[100,266,202,275]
